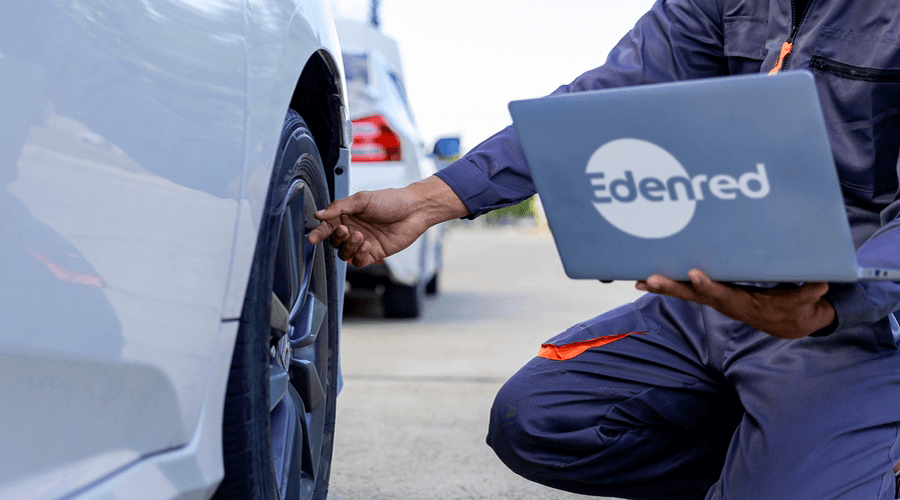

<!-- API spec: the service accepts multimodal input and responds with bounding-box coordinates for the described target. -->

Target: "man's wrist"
[405,175,470,227]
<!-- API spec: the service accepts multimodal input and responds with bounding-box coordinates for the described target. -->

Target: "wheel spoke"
[270,384,300,499]
[293,374,322,488]
[296,183,320,310]
[292,293,327,348]
[297,371,324,485]
[269,362,289,411]
[273,211,299,310]
[270,292,290,334]
[286,386,310,497]
[290,358,326,411]
[298,240,317,306]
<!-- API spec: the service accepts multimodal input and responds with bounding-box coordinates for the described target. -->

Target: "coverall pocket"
[809,27,900,195]
[539,302,653,361]
[810,27,900,83]
[723,16,768,74]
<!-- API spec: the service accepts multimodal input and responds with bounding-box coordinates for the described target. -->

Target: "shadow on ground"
[342,290,529,325]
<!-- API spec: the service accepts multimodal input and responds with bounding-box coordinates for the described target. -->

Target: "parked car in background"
[431,136,463,170]
[0,1,350,499]
[336,19,457,318]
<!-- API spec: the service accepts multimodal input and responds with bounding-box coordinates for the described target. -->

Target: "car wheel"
[425,272,439,296]
[382,281,423,318]
[216,110,338,500]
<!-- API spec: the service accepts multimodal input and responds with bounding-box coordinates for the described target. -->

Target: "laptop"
[508,71,900,282]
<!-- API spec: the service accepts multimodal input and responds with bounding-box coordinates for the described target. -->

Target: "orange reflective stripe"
[768,41,793,75]
[537,332,644,361]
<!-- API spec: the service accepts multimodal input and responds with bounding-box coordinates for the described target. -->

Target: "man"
[309,0,900,497]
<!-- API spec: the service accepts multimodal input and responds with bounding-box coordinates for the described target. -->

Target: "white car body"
[0,0,349,498]
[335,20,443,312]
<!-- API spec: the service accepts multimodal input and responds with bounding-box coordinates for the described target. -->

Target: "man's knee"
[485,360,626,479]
[486,370,545,477]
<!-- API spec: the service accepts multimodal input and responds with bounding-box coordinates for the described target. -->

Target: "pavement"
[328,223,642,499]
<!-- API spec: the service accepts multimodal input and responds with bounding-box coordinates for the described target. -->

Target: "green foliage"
[484,196,536,222]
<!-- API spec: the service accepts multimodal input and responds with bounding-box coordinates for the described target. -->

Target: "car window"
[387,70,417,124]
[342,53,368,85]
[388,71,409,108]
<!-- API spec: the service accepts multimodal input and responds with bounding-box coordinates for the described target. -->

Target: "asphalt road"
[328,222,643,500]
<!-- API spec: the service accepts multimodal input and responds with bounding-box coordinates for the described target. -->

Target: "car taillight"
[351,115,402,162]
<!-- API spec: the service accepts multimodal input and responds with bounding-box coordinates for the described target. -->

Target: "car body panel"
[0,0,347,497]
[3,321,239,500]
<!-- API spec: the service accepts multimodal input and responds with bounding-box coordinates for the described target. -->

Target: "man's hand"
[307,176,469,268]
[636,270,836,339]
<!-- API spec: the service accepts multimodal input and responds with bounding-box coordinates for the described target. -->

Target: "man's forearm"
[405,175,470,227]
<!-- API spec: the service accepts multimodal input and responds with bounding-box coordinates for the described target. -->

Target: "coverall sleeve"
[435,0,727,218]
[825,208,900,335]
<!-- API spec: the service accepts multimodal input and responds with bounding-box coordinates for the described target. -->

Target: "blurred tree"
[484,196,537,225]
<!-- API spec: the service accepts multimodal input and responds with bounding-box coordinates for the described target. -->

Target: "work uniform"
[434,0,900,498]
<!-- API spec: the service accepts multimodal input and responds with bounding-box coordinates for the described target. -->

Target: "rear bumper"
[346,237,425,288]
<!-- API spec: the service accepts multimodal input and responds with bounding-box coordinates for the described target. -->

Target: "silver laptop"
[508,71,900,282]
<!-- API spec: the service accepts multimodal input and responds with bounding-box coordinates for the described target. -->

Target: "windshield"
[342,53,368,85]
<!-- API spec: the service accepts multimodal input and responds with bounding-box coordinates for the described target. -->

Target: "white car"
[336,19,453,318]
[0,1,350,499]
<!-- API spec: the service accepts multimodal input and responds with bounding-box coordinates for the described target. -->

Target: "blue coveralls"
[435,1,900,498]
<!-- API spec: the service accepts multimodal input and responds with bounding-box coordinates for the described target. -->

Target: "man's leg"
[708,316,900,500]
[487,294,744,499]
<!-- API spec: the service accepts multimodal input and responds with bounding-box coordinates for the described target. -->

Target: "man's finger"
[351,241,374,268]
[799,282,829,300]
[686,269,738,308]
[330,225,351,248]
[643,274,702,303]
[307,220,339,244]
[337,230,365,262]
[313,193,367,221]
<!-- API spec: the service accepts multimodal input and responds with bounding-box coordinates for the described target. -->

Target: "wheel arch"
[289,49,350,203]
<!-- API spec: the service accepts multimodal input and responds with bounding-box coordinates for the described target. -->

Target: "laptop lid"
[508,71,862,282]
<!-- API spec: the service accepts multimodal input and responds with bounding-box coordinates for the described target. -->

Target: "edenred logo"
[586,139,770,239]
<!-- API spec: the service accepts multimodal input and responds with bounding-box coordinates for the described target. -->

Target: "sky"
[330,0,656,151]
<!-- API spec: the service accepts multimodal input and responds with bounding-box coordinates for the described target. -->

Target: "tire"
[382,281,423,318]
[215,110,338,500]
[425,272,439,296]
